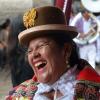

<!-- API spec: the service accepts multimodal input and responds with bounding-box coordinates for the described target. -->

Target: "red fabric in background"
[55,0,72,24]
[55,0,64,10]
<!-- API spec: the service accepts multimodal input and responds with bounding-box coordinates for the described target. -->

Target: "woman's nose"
[32,51,41,59]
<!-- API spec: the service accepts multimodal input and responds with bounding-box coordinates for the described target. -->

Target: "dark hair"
[0,18,10,29]
[46,33,72,47]
[46,34,80,68]
[80,8,89,15]
[69,41,80,67]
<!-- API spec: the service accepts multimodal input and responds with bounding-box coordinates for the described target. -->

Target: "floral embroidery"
[12,96,30,100]
[74,82,100,100]
[23,8,37,28]
[6,79,38,100]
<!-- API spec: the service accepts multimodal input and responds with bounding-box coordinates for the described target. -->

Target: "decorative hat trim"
[23,8,37,28]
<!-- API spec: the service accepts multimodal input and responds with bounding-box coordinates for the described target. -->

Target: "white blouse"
[33,65,78,100]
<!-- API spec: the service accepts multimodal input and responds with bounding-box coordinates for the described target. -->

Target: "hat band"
[18,24,77,38]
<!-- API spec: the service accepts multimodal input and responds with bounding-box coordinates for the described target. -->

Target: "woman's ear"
[63,43,72,60]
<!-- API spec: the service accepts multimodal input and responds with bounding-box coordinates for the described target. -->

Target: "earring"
[66,60,70,68]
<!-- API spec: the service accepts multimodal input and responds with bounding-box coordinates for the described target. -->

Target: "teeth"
[34,61,46,67]
[35,62,43,67]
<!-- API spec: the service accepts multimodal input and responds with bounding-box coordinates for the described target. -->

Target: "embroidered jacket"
[6,60,100,100]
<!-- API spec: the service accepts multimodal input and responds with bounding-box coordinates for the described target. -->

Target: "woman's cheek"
[28,55,32,66]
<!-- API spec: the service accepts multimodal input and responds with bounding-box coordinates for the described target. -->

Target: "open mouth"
[35,61,47,70]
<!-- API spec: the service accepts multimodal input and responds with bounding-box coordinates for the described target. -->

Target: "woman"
[6,6,100,100]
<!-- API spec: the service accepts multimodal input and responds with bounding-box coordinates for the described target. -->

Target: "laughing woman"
[6,6,100,100]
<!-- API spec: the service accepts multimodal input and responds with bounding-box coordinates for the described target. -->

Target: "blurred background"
[0,0,100,99]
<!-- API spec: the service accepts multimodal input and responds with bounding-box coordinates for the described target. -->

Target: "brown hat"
[18,6,78,46]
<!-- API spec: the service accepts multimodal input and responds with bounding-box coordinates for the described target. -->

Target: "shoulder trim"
[77,66,100,84]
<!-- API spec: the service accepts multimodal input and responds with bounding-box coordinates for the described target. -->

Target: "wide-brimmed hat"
[18,6,78,46]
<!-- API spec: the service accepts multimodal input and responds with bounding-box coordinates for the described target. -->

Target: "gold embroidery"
[77,98,85,100]
[12,96,29,100]
[19,96,29,100]
[23,8,37,28]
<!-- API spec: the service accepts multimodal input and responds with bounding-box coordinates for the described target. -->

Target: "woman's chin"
[37,74,51,84]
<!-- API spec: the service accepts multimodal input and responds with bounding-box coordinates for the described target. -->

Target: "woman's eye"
[27,49,32,54]
[26,42,50,54]
[38,43,49,49]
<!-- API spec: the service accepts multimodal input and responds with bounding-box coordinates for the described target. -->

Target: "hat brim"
[18,24,78,46]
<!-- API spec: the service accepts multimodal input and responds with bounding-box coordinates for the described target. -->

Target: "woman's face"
[27,36,71,84]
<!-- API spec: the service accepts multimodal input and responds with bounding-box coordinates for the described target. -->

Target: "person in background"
[69,9,76,25]
[94,13,100,65]
[73,9,97,69]
[0,19,11,70]
[8,16,34,87]
[6,6,100,100]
